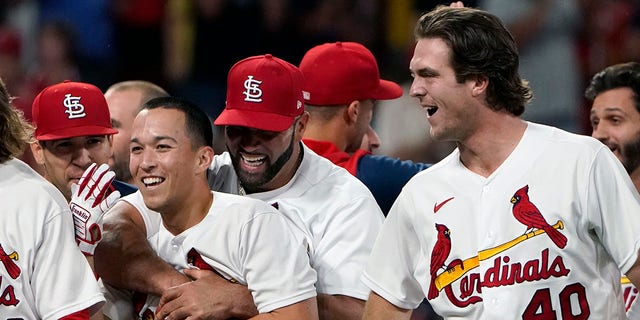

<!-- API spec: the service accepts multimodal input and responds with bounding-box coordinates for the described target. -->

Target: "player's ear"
[345,100,359,125]
[30,141,45,165]
[294,112,309,139]
[195,145,214,174]
[470,75,489,97]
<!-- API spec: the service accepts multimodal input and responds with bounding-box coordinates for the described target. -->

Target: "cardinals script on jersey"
[363,123,640,319]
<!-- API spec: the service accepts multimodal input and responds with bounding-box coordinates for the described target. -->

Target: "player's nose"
[591,125,608,143]
[71,146,93,168]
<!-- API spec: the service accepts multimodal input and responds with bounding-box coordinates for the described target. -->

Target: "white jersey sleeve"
[587,147,640,272]
[136,192,316,316]
[362,190,426,309]
[312,193,383,299]
[0,159,103,319]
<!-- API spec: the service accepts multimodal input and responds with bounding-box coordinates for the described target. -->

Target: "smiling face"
[224,114,307,193]
[31,135,112,201]
[591,87,640,174]
[129,108,205,213]
[409,37,479,142]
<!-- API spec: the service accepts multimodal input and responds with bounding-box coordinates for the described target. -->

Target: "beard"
[621,132,640,175]
[229,134,297,193]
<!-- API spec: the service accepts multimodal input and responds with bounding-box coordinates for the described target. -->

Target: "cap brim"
[36,126,118,141]
[371,79,403,101]
[214,109,295,132]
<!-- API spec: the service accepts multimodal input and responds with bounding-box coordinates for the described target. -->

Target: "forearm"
[94,204,188,294]
[155,268,259,319]
[316,293,364,320]
[249,297,318,320]
[362,292,411,320]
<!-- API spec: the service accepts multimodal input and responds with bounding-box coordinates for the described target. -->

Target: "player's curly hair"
[584,61,640,113]
[0,77,34,163]
[415,6,532,116]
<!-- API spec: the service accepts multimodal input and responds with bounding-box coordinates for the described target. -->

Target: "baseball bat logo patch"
[427,185,571,305]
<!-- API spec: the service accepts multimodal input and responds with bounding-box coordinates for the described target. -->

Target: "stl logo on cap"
[214,54,305,132]
[32,80,118,141]
[243,75,263,102]
[63,93,86,119]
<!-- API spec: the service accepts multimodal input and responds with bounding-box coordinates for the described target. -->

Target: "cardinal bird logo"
[428,224,452,299]
[0,243,20,279]
[511,185,567,249]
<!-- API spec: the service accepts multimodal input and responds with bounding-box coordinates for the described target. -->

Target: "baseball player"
[95,54,384,320]
[104,80,169,184]
[29,81,137,200]
[119,96,319,319]
[300,41,430,215]
[0,77,104,319]
[28,81,134,260]
[585,61,640,317]
[362,6,640,319]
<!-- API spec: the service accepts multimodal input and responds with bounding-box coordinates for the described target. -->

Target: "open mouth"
[241,153,267,167]
[142,176,165,187]
[426,106,438,117]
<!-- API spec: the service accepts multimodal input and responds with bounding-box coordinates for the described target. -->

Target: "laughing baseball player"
[361,6,640,319]
[585,61,640,318]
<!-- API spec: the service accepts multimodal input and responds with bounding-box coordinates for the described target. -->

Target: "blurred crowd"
[2,0,640,165]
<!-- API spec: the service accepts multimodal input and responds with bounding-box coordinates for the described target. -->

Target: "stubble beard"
[621,132,640,175]
[230,134,296,194]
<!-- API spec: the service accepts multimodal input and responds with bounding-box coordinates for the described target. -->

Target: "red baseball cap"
[299,41,403,105]
[214,54,304,132]
[32,80,118,141]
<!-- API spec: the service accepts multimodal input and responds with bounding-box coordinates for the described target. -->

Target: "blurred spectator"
[24,21,81,96]
[479,0,583,133]
[0,26,25,107]
[112,0,166,86]
[38,0,115,88]
[164,0,265,119]
[0,22,41,174]
[0,0,38,71]
[577,0,640,132]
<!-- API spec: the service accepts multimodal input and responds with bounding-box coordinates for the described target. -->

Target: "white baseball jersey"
[209,144,384,299]
[363,123,640,319]
[121,191,317,317]
[128,143,384,301]
[0,158,104,319]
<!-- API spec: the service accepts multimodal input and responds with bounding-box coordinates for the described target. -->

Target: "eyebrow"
[591,107,627,115]
[111,118,122,127]
[413,66,440,77]
[130,135,178,144]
